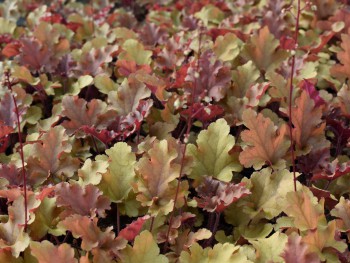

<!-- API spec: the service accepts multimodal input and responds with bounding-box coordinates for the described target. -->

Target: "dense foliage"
[0,0,350,262]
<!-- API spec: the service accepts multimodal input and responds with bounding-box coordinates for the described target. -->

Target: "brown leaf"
[27,126,80,186]
[61,96,110,136]
[74,46,114,76]
[55,183,111,218]
[108,74,151,116]
[241,26,289,73]
[18,38,52,72]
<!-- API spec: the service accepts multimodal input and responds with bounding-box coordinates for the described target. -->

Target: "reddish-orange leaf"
[119,215,150,241]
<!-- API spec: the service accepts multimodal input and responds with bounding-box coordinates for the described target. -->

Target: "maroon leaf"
[185,50,231,102]
[195,177,250,213]
[311,159,350,182]
[0,164,22,186]
[326,118,350,147]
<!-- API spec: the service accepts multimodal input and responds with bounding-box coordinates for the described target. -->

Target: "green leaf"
[231,61,260,98]
[118,39,152,65]
[118,231,168,263]
[24,106,42,125]
[98,142,136,203]
[187,118,242,183]
[331,196,350,232]
[12,66,40,85]
[0,17,16,34]
[226,168,297,227]
[29,197,64,240]
[134,139,184,215]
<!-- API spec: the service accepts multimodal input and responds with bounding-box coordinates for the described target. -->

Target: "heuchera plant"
[0,0,350,262]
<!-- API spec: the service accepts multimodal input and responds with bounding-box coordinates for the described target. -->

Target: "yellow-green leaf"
[187,118,242,183]
[98,142,136,203]
[118,231,168,263]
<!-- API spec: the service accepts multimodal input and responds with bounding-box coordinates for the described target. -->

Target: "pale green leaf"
[179,242,251,263]
[94,74,118,94]
[213,33,241,62]
[250,232,288,263]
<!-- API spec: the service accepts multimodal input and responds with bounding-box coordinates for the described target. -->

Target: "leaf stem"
[149,216,155,232]
[204,212,220,247]
[288,0,301,192]
[5,71,28,231]
[116,203,120,234]
[164,27,204,249]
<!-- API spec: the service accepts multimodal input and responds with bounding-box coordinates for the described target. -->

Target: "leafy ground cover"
[0,0,350,262]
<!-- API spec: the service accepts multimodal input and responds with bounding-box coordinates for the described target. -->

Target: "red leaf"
[40,13,63,24]
[119,215,150,241]
[280,36,296,50]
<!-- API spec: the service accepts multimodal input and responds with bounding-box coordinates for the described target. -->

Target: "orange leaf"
[331,34,350,80]
[239,109,290,170]
[292,90,328,154]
